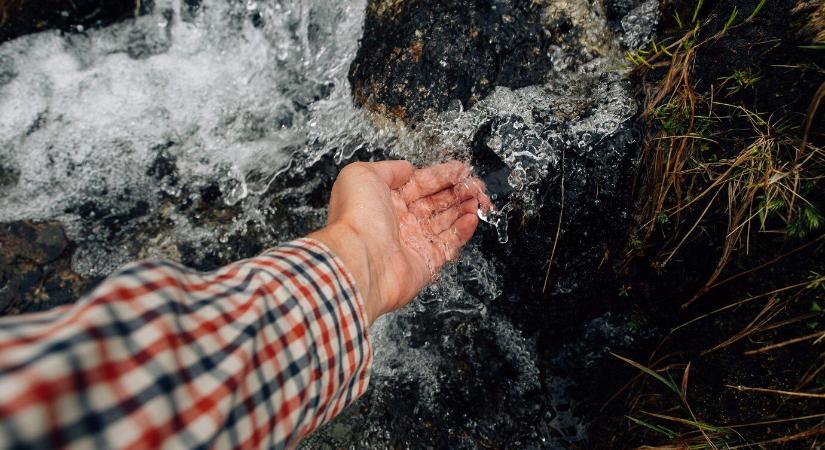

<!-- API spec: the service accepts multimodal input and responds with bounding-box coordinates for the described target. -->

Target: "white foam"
[0,0,372,273]
[0,0,657,445]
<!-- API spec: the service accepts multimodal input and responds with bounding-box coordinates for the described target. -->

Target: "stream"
[0,0,659,447]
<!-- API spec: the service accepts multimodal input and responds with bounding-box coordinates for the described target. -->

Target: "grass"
[612,353,743,449]
[624,4,825,307]
[614,0,825,447]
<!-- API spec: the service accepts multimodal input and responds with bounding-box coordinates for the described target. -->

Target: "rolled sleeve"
[0,238,372,450]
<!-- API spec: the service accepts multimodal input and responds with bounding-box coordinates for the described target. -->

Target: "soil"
[587,0,825,447]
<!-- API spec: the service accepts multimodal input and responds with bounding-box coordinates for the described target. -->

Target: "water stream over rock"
[0,0,658,447]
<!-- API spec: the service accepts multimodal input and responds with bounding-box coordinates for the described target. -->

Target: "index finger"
[398,161,472,204]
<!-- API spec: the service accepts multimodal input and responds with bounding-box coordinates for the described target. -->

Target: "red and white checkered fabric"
[0,238,372,449]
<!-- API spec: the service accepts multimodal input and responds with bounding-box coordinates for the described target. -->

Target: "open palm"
[314,160,491,322]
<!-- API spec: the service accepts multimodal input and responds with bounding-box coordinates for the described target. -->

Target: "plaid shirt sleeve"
[0,238,372,450]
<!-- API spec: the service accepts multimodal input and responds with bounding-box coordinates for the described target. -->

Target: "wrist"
[309,222,381,325]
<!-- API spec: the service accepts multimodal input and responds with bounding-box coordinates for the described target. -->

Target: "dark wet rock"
[350,0,581,122]
[67,197,151,240]
[312,1,644,446]
[0,0,154,43]
[0,54,16,86]
[180,0,202,23]
[604,0,643,23]
[349,0,639,307]
[0,163,19,188]
[350,0,637,303]
[0,221,96,314]
[126,9,173,59]
[249,10,264,28]
[146,142,180,185]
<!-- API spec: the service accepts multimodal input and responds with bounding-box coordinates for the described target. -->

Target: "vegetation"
[625,1,824,302]
[608,0,825,447]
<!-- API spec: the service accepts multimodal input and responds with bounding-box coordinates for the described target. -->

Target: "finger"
[430,198,478,235]
[407,178,482,217]
[473,181,494,213]
[437,212,479,261]
[366,160,414,190]
[457,176,493,213]
[408,189,459,217]
[398,161,472,204]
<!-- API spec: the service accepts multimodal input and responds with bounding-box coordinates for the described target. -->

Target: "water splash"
[0,0,657,446]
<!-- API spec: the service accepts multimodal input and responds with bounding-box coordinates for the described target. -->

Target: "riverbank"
[593,0,825,446]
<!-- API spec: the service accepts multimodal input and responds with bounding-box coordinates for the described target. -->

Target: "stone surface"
[350,0,584,122]
[0,221,96,314]
[0,0,154,43]
[303,0,650,445]
[349,0,641,303]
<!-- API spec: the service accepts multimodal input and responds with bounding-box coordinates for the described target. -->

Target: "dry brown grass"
[616,3,825,446]
[625,16,825,307]
[794,0,825,43]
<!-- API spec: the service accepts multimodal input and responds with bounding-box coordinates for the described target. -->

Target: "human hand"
[309,160,491,324]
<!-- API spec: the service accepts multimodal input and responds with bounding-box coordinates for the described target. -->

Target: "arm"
[0,160,490,449]
[0,240,371,449]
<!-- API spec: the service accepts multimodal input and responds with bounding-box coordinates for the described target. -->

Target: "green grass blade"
[722,7,738,33]
[746,0,766,22]
[692,0,705,23]
[611,353,680,395]
[626,415,678,438]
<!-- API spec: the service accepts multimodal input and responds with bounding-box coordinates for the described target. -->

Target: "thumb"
[366,160,415,190]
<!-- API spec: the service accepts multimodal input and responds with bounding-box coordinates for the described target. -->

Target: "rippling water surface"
[0,0,658,446]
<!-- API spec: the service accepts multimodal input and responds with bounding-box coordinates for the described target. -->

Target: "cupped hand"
[309,160,491,324]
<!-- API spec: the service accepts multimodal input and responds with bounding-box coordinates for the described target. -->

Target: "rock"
[317,2,647,444]
[300,0,640,442]
[604,0,643,23]
[350,0,581,122]
[0,0,154,43]
[350,0,640,304]
[0,163,19,187]
[125,10,173,59]
[0,53,16,86]
[348,0,639,308]
[0,220,96,314]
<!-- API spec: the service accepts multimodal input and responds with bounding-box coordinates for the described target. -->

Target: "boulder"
[350,0,640,304]
[0,0,154,43]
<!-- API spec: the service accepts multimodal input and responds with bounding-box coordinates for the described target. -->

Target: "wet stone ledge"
[0,221,97,315]
[0,0,156,43]
[350,0,581,122]
[351,0,641,303]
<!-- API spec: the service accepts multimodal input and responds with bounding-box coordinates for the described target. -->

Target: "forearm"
[0,238,372,449]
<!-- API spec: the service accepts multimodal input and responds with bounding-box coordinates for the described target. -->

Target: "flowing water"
[0,0,658,447]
